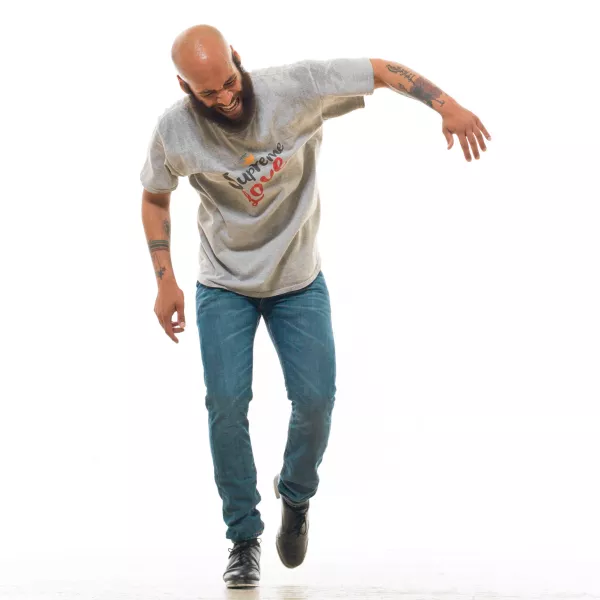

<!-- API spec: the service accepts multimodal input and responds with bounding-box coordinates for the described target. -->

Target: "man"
[140,25,490,589]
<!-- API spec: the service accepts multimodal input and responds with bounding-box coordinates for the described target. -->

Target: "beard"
[182,54,257,132]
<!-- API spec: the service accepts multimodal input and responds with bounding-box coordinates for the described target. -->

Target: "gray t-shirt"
[140,57,375,297]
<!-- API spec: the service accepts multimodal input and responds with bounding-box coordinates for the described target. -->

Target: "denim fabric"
[195,272,336,542]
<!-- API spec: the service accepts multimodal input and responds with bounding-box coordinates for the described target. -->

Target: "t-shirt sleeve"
[307,58,375,120]
[140,124,179,194]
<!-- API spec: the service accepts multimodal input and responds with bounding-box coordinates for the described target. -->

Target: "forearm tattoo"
[148,240,169,252]
[386,64,445,109]
[148,238,170,280]
[154,261,166,280]
[386,64,417,84]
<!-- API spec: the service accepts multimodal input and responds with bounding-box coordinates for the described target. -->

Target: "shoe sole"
[273,474,281,499]
[226,581,259,589]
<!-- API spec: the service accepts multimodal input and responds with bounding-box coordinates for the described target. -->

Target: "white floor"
[1,551,599,600]
[1,580,599,600]
[1,584,582,600]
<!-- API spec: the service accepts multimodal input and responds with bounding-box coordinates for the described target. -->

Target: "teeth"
[221,98,238,112]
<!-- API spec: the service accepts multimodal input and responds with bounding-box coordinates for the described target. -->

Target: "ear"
[230,45,241,63]
[176,75,188,93]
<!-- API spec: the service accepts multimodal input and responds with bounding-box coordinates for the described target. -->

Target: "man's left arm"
[369,58,491,162]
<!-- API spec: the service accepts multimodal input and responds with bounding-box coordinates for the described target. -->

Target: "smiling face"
[177,49,257,132]
[193,56,242,116]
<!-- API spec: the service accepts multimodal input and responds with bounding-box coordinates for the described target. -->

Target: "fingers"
[155,309,180,343]
[466,129,480,160]
[458,133,471,162]
[166,300,186,342]
[476,116,491,141]
[176,300,186,330]
[443,127,454,150]
[447,114,491,162]
[154,291,186,344]
[474,128,487,153]
[461,126,488,161]
[163,317,178,343]
[163,314,187,342]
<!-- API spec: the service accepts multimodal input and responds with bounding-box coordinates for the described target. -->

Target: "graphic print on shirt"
[223,142,287,207]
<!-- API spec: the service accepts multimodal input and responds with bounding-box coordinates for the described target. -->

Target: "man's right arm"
[141,189,176,287]
[142,188,186,343]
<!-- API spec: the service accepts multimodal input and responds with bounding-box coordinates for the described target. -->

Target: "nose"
[217,89,234,106]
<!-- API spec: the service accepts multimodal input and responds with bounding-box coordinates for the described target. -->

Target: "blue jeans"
[195,271,336,542]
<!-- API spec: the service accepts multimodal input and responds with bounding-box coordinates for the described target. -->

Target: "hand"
[441,102,491,162]
[154,281,186,343]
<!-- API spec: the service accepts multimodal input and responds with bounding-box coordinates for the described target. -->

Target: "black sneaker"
[223,538,261,588]
[273,474,309,568]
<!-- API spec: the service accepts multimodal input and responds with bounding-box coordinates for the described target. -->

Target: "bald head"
[171,25,233,81]
[170,25,255,130]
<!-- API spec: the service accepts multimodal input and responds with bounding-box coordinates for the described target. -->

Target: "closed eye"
[200,77,237,97]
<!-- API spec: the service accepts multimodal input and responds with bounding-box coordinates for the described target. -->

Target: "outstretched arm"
[369,58,491,162]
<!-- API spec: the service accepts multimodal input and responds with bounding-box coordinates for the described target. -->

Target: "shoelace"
[291,508,308,536]
[228,540,259,563]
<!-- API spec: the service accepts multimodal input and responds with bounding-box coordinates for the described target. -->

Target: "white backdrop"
[1,0,599,597]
